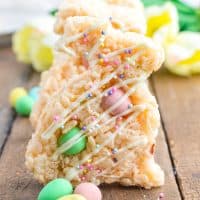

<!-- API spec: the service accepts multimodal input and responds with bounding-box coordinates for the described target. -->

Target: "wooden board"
[0,48,32,153]
[0,47,195,199]
[152,69,200,199]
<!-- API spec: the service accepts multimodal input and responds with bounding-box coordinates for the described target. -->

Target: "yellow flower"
[165,32,200,76]
[145,2,179,45]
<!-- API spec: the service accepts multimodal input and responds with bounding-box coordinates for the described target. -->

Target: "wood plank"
[0,73,181,199]
[152,69,200,199]
[0,48,32,152]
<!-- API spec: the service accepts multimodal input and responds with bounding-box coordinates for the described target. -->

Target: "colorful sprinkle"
[82,126,87,131]
[98,54,103,59]
[109,16,112,21]
[72,115,78,120]
[124,64,130,69]
[103,58,109,64]
[86,93,93,98]
[112,148,118,154]
[114,125,119,130]
[119,74,124,79]
[113,59,120,66]
[91,116,96,121]
[108,90,113,96]
[159,193,164,199]
[53,115,60,122]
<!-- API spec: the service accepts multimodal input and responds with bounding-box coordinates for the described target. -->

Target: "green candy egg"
[58,127,87,156]
[38,178,73,200]
[15,95,34,116]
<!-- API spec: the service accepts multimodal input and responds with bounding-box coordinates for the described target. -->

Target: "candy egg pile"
[9,86,40,117]
[38,179,102,200]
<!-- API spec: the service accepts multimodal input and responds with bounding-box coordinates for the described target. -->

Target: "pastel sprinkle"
[108,90,113,96]
[82,126,87,131]
[109,16,112,21]
[114,125,119,130]
[124,64,130,69]
[53,115,60,122]
[112,148,118,154]
[83,33,87,38]
[159,193,164,199]
[96,144,100,148]
[103,58,109,64]
[72,115,78,120]
[119,74,124,79]
[83,38,88,43]
[113,59,120,65]
[98,54,103,59]
[91,116,96,121]
[87,93,93,98]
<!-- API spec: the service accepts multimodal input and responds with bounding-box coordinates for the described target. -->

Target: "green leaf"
[49,8,58,16]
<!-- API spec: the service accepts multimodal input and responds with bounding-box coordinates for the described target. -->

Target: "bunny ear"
[54,0,146,34]
[56,16,163,76]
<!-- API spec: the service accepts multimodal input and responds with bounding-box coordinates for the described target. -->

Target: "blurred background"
[0,0,62,35]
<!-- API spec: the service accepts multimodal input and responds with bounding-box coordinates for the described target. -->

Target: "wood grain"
[0,48,32,152]
[0,120,181,200]
[152,69,200,200]
[0,48,181,200]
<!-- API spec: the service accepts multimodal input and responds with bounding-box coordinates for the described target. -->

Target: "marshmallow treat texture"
[26,16,164,189]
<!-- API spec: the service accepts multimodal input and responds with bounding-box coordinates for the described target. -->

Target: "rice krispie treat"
[26,16,164,188]
[54,0,146,34]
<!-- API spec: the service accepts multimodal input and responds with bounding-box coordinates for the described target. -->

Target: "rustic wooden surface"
[0,48,199,199]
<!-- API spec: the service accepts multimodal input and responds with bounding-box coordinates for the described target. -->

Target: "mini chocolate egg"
[100,88,131,116]
[9,87,27,107]
[38,178,73,200]
[74,182,102,200]
[15,95,34,116]
[58,127,87,156]
[58,194,86,200]
[29,86,40,101]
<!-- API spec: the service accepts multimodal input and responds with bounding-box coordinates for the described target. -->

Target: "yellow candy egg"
[58,194,86,200]
[9,87,27,107]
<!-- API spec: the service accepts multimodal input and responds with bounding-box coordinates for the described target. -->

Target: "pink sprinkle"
[96,169,102,174]
[80,176,86,181]
[72,115,78,120]
[104,58,109,64]
[83,38,88,43]
[115,125,119,130]
[116,116,122,122]
[159,193,164,199]
[113,59,120,66]
[124,64,130,69]
[53,115,60,122]
[91,116,96,121]
[112,87,117,93]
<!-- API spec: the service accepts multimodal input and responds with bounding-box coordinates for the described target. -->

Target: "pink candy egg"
[100,88,131,116]
[74,182,102,200]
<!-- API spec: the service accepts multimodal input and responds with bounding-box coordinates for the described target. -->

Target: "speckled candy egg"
[74,182,102,200]
[101,88,131,116]
[58,194,86,200]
